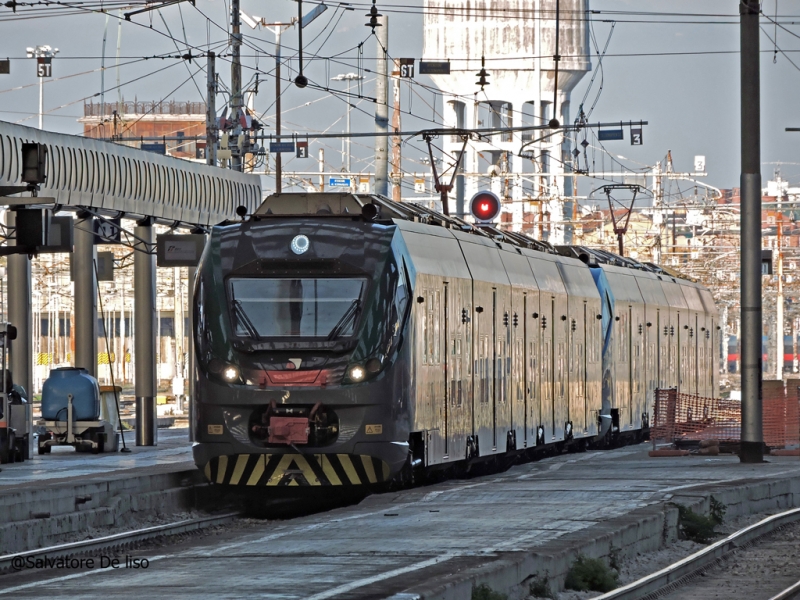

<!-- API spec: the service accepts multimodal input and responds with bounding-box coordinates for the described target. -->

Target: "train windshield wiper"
[231,299,259,339]
[327,299,361,341]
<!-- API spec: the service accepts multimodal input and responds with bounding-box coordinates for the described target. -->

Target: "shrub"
[677,501,724,544]
[564,555,619,593]
[471,583,507,600]
[528,572,555,599]
[710,496,727,525]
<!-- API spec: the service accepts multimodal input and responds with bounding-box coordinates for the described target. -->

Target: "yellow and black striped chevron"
[203,453,391,486]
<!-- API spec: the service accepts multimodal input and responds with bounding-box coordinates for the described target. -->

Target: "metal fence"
[83,101,206,117]
[652,381,800,449]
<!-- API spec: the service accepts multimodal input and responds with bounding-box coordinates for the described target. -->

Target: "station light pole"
[740,0,763,463]
[25,45,58,130]
[330,73,364,173]
[241,5,327,191]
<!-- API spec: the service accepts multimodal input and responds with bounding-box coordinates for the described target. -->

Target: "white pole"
[38,77,43,130]
[346,77,351,173]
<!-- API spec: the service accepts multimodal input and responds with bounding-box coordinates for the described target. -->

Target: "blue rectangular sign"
[141,143,166,155]
[419,61,450,75]
[270,142,296,153]
[598,129,624,141]
[328,177,352,187]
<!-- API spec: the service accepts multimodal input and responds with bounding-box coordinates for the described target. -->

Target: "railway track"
[0,512,239,574]
[596,507,800,600]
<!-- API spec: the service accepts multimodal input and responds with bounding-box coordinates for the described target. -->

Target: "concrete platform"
[0,428,197,554]
[0,427,193,489]
[3,444,800,599]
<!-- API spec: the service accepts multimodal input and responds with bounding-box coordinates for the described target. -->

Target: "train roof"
[253,192,696,283]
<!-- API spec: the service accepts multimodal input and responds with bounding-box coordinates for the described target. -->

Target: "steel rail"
[594,506,800,600]
[769,579,800,600]
[0,512,239,573]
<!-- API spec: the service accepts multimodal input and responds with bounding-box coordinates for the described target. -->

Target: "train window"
[227,278,367,339]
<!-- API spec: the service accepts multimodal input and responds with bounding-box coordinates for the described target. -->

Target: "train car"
[192,193,719,489]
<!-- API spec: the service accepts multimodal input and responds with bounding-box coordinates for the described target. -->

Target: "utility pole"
[230,0,244,172]
[391,59,402,201]
[206,51,217,167]
[275,28,284,191]
[374,14,389,197]
[740,0,763,463]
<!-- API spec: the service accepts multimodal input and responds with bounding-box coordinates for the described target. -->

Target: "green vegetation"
[471,583,508,600]
[528,572,555,599]
[564,555,619,593]
[677,497,726,544]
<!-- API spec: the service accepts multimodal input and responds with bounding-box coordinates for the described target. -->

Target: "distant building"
[79,100,206,160]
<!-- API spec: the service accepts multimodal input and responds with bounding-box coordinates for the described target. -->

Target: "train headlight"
[347,364,366,383]
[222,365,240,382]
[291,234,310,255]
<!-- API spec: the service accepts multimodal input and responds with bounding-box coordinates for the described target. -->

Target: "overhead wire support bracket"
[422,129,477,217]
[600,183,643,256]
[125,0,195,21]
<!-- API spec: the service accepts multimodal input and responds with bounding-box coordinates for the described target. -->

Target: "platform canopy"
[0,120,262,226]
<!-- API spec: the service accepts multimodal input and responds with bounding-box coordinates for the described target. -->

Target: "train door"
[691,313,699,396]
[631,305,644,429]
[472,287,493,457]
[677,312,684,393]
[586,300,601,436]
[492,289,499,449]
[554,296,568,440]
[510,289,526,451]
[581,302,589,434]
[541,297,555,441]
[668,309,677,389]
[416,280,445,465]
[496,287,512,452]
[443,282,450,457]
[567,302,587,436]
[449,280,471,461]
[528,292,541,446]
[615,306,629,428]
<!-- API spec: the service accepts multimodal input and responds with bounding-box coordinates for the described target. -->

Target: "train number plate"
[207,424,223,435]
[365,424,383,435]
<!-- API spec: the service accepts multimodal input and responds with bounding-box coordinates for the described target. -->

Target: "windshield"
[228,278,366,339]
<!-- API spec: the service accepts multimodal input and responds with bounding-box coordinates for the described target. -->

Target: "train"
[191,193,719,488]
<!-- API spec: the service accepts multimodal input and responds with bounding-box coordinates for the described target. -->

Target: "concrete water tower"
[422,0,591,241]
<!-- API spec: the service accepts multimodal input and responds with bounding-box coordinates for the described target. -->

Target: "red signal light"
[470,191,501,222]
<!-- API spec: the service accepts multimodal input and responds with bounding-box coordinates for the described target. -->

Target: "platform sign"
[598,129,624,141]
[329,177,352,188]
[358,176,370,193]
[0,59,9,75]
[694,155,706,173]
[141,143,166,155]
[630,128,643,146]
[94,218,122,245]
[414,178,426,193]
[96,252,115,281]
[296,141,309,158]
[418,61,450,75]
[270,141,296,153]
[36,57,51,78]
[39,215,73,254]
[399,58,415,78]
[156,234,206,267]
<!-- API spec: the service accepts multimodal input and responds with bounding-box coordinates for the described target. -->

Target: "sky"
[1,0,799,194]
